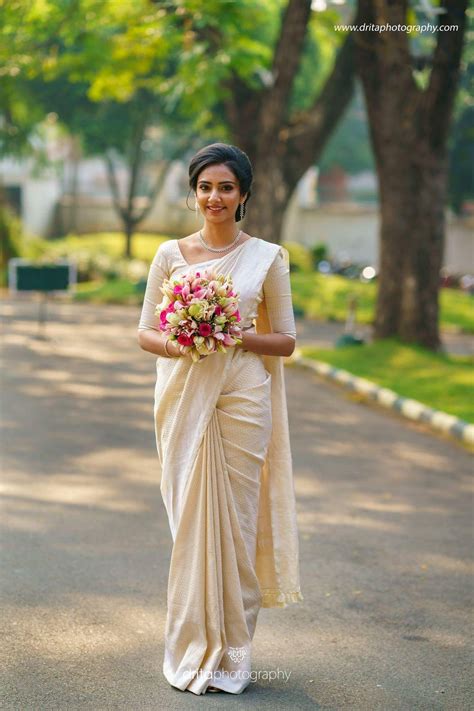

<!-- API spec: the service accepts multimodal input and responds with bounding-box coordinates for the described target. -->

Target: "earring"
[238,202,246,221]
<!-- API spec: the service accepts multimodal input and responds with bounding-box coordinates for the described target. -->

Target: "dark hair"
[188,143,253,222]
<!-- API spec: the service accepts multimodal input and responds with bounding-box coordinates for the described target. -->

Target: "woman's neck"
[200,222,241,248]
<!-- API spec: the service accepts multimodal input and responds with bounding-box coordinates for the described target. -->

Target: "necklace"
[198,229,242,253]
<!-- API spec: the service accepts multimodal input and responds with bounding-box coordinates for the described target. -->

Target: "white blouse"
[138,238,297,340]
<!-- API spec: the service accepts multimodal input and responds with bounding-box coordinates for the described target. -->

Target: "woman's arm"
[238,330,295,358]
[237,247,297,358]
[138,328,182,357]
[137,242,184,358]
[139,325,294,358]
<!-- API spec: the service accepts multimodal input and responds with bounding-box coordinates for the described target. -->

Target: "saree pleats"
[162,351,272,694]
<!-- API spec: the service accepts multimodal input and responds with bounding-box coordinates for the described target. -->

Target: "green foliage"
[448,46,474,213]
[310,242,328,266]
[0,204,23,286]
[448,105,474,213]
[21,231,169,280]
[0,0,347,151]
[282,240,314,273]
[439,282,474,334]
[301,338,474,423]
[292,270,376,323]
[291,270,474,334]
[74,278,142,304]
[319,86,375,176]
[289,6,344,115]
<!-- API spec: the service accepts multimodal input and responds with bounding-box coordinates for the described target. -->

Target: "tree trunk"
[225,2,357,245]
[244,148,296,243]
[355,0,468,351]
[374,139,446,349]
[69,135,81,234]
[124,218,134,259]
[399,148,446,348]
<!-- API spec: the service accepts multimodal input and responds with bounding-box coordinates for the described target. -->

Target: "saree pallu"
[153,239,303,695]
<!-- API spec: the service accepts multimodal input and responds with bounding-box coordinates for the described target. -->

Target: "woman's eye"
[198,185,234,191]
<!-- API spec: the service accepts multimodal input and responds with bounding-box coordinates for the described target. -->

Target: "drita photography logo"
[227,646,247,664]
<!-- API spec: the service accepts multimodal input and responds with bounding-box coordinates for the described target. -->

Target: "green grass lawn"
[300,338,474,423]
[291,271,473,334]
[33,231,169,262]
[73,278,140,303]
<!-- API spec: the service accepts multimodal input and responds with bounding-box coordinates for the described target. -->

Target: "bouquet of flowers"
[155,269,243,362]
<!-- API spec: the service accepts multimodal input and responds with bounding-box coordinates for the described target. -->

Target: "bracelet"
[164,337,173,358]
[241,324,254,352]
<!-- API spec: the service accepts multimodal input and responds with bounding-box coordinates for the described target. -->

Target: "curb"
[289,351,474,446]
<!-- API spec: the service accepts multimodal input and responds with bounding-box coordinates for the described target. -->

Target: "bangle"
[164,337,173,357]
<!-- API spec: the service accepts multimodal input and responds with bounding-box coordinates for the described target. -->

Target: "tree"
[3,1,357,251]
[353,0,469,351]
[0,0,198,257]
[202,0,358,244]
[69,89,195,258]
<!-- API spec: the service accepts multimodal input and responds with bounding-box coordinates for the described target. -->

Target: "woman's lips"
[207,206,225,212]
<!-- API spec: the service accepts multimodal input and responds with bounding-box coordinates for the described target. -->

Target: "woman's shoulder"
[177,233,196,242]
[251,236,284,256]
[154,238,178,259]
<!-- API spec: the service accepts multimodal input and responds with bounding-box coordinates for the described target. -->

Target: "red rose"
[198,323,212,337]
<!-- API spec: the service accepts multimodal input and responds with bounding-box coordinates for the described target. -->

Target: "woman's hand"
[166,338,208,361]
[165,339,186,357]
[236,324,256,352]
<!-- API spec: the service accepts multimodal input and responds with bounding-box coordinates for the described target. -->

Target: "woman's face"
[195,163,246,223]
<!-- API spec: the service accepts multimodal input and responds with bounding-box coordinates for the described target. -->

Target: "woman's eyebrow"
[198,180,237,185]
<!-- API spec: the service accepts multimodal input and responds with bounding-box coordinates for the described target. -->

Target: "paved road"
[1,299,472,710]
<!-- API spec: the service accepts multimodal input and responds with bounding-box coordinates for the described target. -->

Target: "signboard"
[8,259,77,339]
[8,259,76,294]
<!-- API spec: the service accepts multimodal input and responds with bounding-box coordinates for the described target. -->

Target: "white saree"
[138,236,303,695]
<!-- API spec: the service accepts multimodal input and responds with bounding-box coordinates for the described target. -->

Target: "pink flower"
[234,309,240,321]
[199,323,212,337]
[215,305,222,315]
[223,333,235,346]
[173,285,183,294]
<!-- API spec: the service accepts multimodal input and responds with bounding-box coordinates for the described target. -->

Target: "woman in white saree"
[138,144,303,695]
